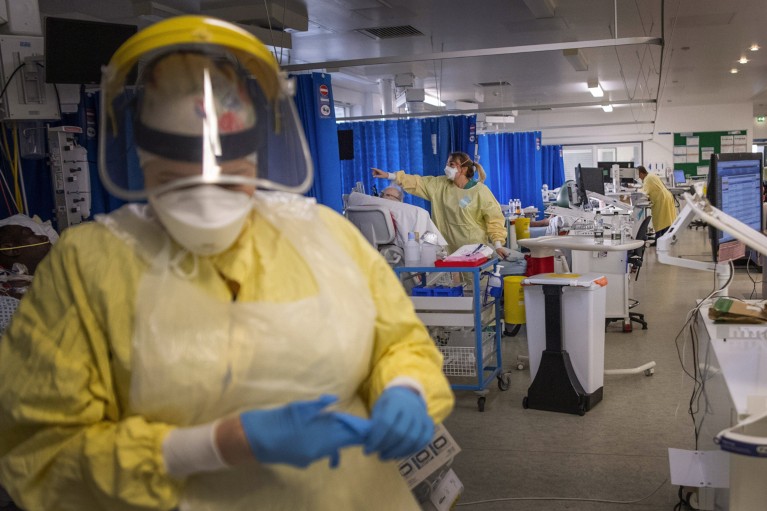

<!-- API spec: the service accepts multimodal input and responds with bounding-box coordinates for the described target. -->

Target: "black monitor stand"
[522,284,603,415]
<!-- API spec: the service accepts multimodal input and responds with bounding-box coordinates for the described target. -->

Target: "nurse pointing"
[0,16,453,511]
[373,153,510,258]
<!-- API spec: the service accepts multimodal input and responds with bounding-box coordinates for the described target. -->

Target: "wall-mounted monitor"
[706,153,764,262]
[44,17,137,85]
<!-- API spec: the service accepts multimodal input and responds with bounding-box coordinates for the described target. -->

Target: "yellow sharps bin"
[514,217,530,241]
[503,275,526,324]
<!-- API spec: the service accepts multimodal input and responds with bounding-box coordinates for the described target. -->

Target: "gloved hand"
[240,395,367,468]
[364,386,434,461]
[496,246,512,259]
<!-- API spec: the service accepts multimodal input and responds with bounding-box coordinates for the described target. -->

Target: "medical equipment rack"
[395,259,511,411]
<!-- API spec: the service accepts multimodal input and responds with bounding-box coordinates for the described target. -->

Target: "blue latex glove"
[364,386,434,460]
[240,395,367,468]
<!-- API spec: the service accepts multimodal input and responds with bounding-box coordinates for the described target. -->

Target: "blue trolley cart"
[395,258,511,411]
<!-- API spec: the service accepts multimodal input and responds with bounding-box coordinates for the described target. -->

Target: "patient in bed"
[346,190,448,249]
[0,216,57,335]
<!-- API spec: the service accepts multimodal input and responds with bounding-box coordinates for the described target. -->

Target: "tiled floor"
[444,227,758,510]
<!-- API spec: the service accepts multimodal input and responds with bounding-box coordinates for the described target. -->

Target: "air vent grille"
[359,25,424,39]
[477,81,511,87]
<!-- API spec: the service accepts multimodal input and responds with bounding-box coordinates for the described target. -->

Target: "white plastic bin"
[523,272,607,394]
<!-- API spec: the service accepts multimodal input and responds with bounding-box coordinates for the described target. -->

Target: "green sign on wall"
[673,129,748,178]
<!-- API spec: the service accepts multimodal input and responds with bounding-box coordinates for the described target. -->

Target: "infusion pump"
[47,126,90,230]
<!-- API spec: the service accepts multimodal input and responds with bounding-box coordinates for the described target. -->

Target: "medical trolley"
[395,259,511,411]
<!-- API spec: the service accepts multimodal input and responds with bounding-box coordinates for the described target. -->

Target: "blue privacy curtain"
[293,72,343,212]
[541,145,565,189]
[338,114,476,212]
[478,131,544,217]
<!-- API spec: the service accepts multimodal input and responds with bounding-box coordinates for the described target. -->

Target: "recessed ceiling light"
[739,57,749,64]
[587,79,604,97]
[601,104,613,112]
[730,68,739,74]
[750,44,760,51]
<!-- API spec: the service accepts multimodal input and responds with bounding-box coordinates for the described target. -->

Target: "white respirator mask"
[444,165,458,180]
[149,185,253,256]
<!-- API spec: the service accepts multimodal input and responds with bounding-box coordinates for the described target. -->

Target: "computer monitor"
[577,165,605,195]
[706,153,764,262]
[573,165,593,207]
[673,170,686,185]
[45,17,137,84]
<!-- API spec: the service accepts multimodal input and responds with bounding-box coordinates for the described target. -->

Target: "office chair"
[626,216,651,330]
[345,205,403,266]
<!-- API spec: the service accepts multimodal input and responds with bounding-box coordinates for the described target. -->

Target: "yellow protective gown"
[0,192,454,511]
[641,173,677,232]
[394,171,506,254]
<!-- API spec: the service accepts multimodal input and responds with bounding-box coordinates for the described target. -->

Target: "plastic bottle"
[593,212,604,244]
[420,243,437,267]
[541,184,549,203]
[610,212,622,241]
[404,232,421,266]
[515,199,522,215]
[621,217,633,243]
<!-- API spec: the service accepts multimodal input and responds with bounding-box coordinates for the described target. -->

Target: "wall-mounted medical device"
[47,126,90,229]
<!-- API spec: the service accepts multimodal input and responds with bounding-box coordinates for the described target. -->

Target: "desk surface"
[698,304,767,416]
[518,235,643,252]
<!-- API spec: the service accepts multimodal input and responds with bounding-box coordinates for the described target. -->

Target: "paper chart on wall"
[721,135,734,146]
[686,136,700,146]
[734,145,748,152]
[697,166,709,175]
[721,145,734,153]
[674,154,687,164]
[673,146,687,155]
[701,147,714,161]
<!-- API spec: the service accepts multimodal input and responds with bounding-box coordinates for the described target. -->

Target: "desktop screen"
[673,170,686,184]
[573,165,589,207]
[578,166,605,195]
[707,153,763,261]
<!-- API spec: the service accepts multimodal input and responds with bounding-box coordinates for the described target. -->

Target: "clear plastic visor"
[99,50,313,200]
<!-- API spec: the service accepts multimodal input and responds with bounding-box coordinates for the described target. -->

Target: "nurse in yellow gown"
[372,153,509,258]
[637,165,677,238]
[0,16,453,511]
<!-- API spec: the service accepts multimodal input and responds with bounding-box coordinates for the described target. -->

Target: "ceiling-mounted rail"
[283,36,662,72]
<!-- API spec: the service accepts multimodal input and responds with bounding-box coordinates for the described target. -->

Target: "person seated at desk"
[346,191,448,249]
[637,165,677,238]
